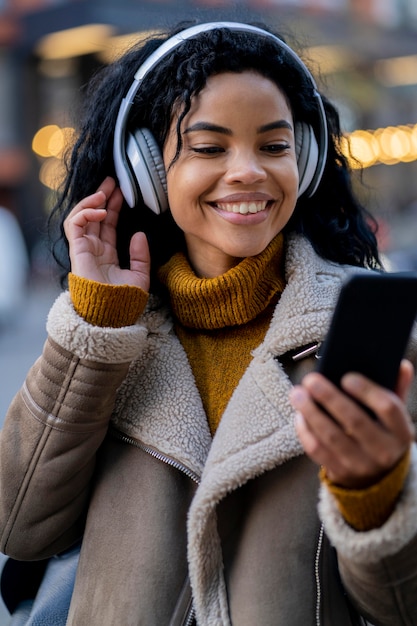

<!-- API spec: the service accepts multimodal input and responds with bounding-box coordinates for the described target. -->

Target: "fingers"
[64,195,106,242]
[94,184,124,247]
[64,177,118,243]
[63,177,124,281]
[341,371,415,441]
[128,232,151,292]
[63,177,152,290]
[293,408,354,482]
[396,359,415,401]
[69,177,117,217]
[290,372,414,488]
[290,382,367,485]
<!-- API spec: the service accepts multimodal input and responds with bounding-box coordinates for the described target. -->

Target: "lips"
[213,200,269,215]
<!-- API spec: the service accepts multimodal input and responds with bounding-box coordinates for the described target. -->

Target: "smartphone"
[316,271,417,390]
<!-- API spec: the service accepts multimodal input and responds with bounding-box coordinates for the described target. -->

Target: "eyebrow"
[258,120,293,133]
[183,120,293,136]
[184,122,232,136]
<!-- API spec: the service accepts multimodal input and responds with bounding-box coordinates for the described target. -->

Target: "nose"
[223,150,267,185]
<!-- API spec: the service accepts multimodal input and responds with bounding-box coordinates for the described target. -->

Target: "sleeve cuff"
[47,292,149,364]
[318,445,417,564]
[320,447,411,531]
[68,273,148,328]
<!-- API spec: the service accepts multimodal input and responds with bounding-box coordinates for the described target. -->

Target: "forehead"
[182,71,293,121]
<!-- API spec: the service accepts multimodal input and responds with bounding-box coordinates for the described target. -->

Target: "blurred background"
[0,0,416,621]
[0,0,416,278]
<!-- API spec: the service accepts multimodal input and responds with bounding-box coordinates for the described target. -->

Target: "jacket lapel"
[111,299,212,479]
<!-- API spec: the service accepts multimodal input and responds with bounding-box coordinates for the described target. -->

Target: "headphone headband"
[114,21,328,210]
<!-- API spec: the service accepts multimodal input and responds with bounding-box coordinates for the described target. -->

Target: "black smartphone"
[316,272,417,390]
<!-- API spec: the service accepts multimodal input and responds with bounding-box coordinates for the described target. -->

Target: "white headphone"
[113,21,328,214]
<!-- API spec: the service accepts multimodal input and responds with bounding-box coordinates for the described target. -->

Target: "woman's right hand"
[64,177,151,292]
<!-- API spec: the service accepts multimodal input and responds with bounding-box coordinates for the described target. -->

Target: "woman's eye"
[191,146,224,155]
[262,142,291,154]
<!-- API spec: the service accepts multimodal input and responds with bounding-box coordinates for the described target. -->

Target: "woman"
[0,21,416,626]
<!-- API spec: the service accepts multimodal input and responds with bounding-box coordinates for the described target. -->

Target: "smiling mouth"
[213,201,269,215]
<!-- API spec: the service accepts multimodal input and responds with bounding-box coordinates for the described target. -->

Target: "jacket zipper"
[314,524,324,626]
[110,427,199,625]
[183,608,196,626]
[110,427,201,484]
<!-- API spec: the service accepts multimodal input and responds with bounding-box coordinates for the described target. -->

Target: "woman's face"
[163,71,299,278]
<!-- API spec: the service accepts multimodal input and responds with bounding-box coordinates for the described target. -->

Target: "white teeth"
[218,201,268,214]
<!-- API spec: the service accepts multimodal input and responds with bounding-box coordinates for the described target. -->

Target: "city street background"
[0,278,60,625]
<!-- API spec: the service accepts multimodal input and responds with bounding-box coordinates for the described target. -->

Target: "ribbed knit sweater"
[158,234,285,434]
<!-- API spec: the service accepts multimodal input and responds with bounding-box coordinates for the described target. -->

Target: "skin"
[64,69,415,492]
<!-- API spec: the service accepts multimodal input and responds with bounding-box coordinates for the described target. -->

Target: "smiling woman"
[1,19,417,626]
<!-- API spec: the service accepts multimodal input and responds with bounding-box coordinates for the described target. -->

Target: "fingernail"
[289,387,306,407]
[343,373,363,390]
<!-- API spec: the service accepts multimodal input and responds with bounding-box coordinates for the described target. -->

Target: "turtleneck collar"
[157,233,286,330]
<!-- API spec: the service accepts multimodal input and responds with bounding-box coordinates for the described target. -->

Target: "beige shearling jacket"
[1,235,417,626]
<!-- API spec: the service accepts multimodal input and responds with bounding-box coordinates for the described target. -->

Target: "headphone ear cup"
[125,128,168,214]
[295,122,320,198]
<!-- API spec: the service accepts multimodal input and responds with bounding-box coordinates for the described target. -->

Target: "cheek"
[166,178,198,232]
[166,165,204,211]
[281,162,300,208]
[285,159,300,189]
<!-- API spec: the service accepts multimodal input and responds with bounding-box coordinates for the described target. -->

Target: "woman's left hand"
[290,360,415,489]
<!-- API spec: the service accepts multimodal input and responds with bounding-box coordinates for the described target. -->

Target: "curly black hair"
[48,20,381,287]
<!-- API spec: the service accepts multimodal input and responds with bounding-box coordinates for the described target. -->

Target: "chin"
[232,240,275,259]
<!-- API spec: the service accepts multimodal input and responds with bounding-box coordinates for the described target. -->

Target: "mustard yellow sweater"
[68,234,409,531]
[158,234,285,434]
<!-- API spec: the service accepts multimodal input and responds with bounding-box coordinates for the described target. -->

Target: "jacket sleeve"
[318,330,417,625]
[0,292,148,560]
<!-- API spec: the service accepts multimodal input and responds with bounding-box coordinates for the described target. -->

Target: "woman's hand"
[64,177,150,291]
[289,360,415,489]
